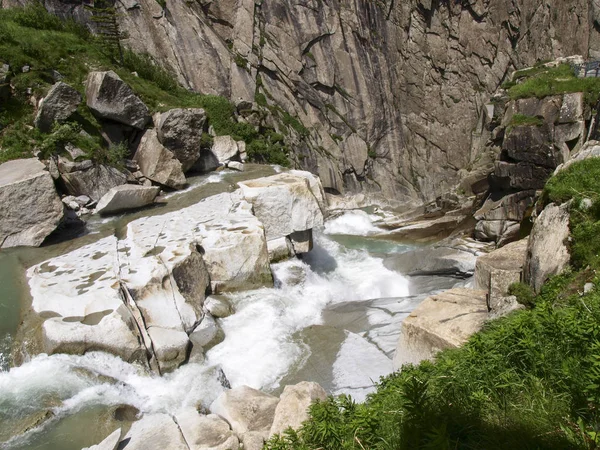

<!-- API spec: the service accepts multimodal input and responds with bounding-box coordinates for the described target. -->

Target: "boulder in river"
[94,184,160,216]
[85,71,150,129]
[133,129,187,190]
[82,429,121,450]
[0,158,64,248]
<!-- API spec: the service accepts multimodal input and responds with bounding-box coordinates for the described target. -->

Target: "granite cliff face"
[6,0,599,204]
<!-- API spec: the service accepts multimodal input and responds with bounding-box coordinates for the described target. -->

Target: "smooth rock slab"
[27,236,145,362]
[94,184,160,216]
[121,414,189,450]
[82,429,121,450]
[210,386,279,438]
[0,158,64,248]
[393,288,488,369]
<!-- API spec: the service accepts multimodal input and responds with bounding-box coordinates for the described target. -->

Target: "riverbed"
[0,166,464,449]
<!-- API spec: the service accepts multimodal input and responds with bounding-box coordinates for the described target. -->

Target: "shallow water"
[0,179,448,449]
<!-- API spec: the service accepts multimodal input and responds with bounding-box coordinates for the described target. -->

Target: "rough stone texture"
[556,140,600,174]
[147,327,189,373]
[210,386,279,438]
[121,414,189,450]
[60,163,128,202]
[524,202,571,293]
[34,81,81,132]
[176,409,239,450]
[238,172,324,243]
[0,158,64,248]
[204,296,233,318]
[134,129,187,189]
[85,71,149,129]
[8,0,598,203]
[474,239,528,314]
[240,432,265,450]
[82,429,121,450]
[155,108,207,172]
[393,288,488,369]
[269,382,327,438]
[94,184,160,216]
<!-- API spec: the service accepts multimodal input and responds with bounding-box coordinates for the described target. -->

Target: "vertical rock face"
[6,0,597,201]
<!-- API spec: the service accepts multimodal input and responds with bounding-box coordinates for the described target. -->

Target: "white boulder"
[175,409,239,450]
[269,382,327,437]
[94,184,160,216]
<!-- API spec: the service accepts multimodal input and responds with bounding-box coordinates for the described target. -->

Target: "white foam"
[324,211,382,236]
[206,233,409,391]
[161,172,225,199]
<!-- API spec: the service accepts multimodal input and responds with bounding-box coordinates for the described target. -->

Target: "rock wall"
[7,0,599,204]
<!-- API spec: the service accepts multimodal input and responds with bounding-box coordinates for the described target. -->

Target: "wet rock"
[189,314,223,350]
[121,414,189,450]
[204,296,234,318]
[384,214,469,242]
[210,386,279,438]
[269,381,327,437]
[34,82,81,132]
[393,288,488,369]
[524,202,571,293]
[384,246,477,278]
[155,108,207,172]
[85,71,149,129]
[267,237,293,263]
[0,158,64,248]
[227,161,244,172]
[175,409,239,450]
[133,129,187,189]
[94,184,160,216]
[82,429,121,450]
[147,327,189,374]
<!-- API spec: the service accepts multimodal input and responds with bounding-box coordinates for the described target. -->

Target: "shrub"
[508,282,536,308]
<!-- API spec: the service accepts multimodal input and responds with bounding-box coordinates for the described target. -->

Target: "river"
[0,165,461,449]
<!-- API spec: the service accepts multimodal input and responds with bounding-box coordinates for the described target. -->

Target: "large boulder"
[34,82,82,132]
[269,382,327,438]
[133,129,187,189]
[94,184,160,216]
[524,202,571,293]
[210,386,279,438]
[120,414,189,450]
[238,172,325,254]
[60,163,128,202]
[27,236,146,363]
[0,158,64,248]
[212,136,241,163]
[175,409,239,450]
[155,108,207,172]
[474,239,528,315]
[85,71,150,129]
[393,288,488,369]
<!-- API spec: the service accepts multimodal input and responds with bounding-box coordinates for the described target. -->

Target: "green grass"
[0,4,294,166]
[509,113,545,127]
[267,158,600,450]
[508,64,600,105]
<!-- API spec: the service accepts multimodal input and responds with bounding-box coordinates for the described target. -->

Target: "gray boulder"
[82,429,121,450]
[210,386,279,438]
[94,184,160,216]
[121,414,189,450]
[34,82,82,133]
[85,71,149,129]
[384,246,477,278]
[0,158,64,248]
[175,409,239,450]
[156,108,207,172]
[134,129,187,189]
[60,164,128,202]
[524,202,571,293]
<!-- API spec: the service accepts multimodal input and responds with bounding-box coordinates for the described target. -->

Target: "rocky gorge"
[2,0,600,449]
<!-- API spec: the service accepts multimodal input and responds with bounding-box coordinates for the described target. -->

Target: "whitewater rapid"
[0,211,412,448]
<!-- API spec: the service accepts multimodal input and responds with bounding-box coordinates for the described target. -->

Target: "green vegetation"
[509,113,545,127]
[267,159,600,449]
[507,63,600,105]
[0,4,294,166]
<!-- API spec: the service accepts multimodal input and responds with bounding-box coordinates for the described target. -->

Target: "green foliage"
[247,129,290,167]
[508,282,536,308]
[122,50,179,93]
[509,113,545,127]
[545,159,600,205]
[508,63,600,105]
[281,110,309,137]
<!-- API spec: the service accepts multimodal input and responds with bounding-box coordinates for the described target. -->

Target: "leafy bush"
[508,282,536,308]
